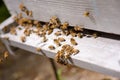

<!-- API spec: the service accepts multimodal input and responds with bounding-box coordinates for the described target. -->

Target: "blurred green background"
[0,0,10,23]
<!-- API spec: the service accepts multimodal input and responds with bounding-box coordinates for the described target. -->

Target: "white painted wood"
[0,16,120,78]
[3,0,120,35]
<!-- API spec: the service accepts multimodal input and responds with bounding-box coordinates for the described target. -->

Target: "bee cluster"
[55,44,79,65]
[3,3,97,65]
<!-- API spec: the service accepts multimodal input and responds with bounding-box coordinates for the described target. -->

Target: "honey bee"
[36,47,41,52]
[54,39,61,46]
[10,27,17,35]
[48,45,55,50]
[70,38,78,45]
[2,26,9,33]
[24,28,31,36]
[71,32,77,37]
[73,49,79,55]
[17,13,23,19]
[92,33,97,38]
[4,51,8,59]
[83,11,90,17]
[19,3,27,12]
[47,29,53,35]
[77,33,83,38]
[28,11,33,17]
[20,36,26,42]
[42,36,48,42]
[58,37,65,42]
[54,31,61,36]
[61,22,69,30]
[74,25,83,31]
[49,16,60,28]
[62,30,70,36]
[33,20,39,25]
[18,27,22,30]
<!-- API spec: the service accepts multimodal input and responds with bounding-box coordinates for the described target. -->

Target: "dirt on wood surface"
[0,40,119,80]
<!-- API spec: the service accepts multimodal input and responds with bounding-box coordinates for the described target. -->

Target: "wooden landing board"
[3,0,120,35]
[0,16,120,78]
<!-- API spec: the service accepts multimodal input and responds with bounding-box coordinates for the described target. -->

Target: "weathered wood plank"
[3,0,120,35]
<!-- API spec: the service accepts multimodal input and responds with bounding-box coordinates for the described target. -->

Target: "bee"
[71,32,77,37]
[10,27,17,35]
[17,13,23,19]
[54,31,62,36]
[24,28,31,36]
[61,22,69,30]
[77,33,83,38]
[92,33,97,38]
[42,36,48,42]
[74,25,83,31]
[58,37,65,42]
[73,49,79,55]
[33,20,39,25]
[19,3,27,12]
[20,36,26,42]
[70,38,78,45]
[36,47,41,52]
[4,51,8,59]
[62,30,70,36]
[83,11,90,17]
[54,39,61,46]
[18,27,22,30]
[47,29,53,35]
[48,45,55,50]
[28,11,33,17]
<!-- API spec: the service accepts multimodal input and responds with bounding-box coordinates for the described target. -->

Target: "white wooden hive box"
[0,0,120,78]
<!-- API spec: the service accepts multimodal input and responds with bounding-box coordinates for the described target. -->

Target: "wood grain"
[3,0,120,34]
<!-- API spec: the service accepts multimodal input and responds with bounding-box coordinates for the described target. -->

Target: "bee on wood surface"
[17,13,23,19]
[48,45,55,50]
[83,11,90,17]
[74,25,83,31]
[18,27,22,30]
[73,49,79,55]
[20,36,26,42]
[61,22,69,30]
[71,32,77,37]
[77,33,83,38]
[36,47,41,52]
[69,30,77,37]
[62,30,70,36]
[42,36,48,42]
[33,20,39,25]
[54,31,62,36]
[10,27,17,35]
[58,37,65,42]
[2,26,9,33]
[28,11,33,17]
[24,28,31,36]
[70,38,78,45]
[19,3,27,12]
[92,33,97,38]
[47,29,53,35]
[54,39,61,46]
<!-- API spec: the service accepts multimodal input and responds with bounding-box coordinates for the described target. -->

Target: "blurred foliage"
[0,0,10,23]
[57,69,64,80]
